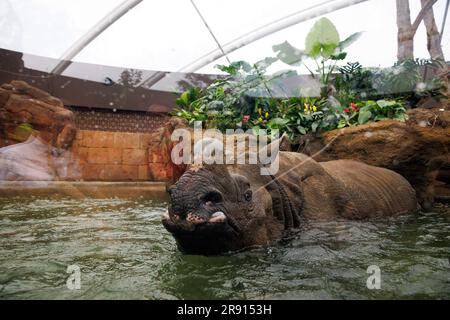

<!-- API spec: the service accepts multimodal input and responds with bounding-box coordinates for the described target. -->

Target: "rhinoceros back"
[320,159,418,218]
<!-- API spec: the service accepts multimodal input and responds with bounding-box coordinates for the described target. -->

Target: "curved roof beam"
[440,0,449,43]
[51,0,143,75]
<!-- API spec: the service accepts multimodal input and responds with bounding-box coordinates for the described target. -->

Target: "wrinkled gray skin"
[162,149,418,255]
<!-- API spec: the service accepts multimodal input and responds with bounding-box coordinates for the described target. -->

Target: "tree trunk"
[396,0,415,61]
[421,0,445,60]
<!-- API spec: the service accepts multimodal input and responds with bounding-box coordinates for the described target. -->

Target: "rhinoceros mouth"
[161,210,239,254]
[161,210,228,232]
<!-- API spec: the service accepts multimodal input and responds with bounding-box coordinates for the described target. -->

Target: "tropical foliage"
[171,59,278,131]
[370,58,446,105]
[170,18,444,141]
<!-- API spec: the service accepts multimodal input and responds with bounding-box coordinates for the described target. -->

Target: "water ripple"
[0,197,449,299]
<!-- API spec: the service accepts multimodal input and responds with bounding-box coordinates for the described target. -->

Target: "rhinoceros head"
[161,133,293,255]
[162,161,285,255]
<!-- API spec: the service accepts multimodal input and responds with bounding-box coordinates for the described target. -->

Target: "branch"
[412,0,438,33]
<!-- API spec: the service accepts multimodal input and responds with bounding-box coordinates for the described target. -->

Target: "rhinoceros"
[162,137,418,255]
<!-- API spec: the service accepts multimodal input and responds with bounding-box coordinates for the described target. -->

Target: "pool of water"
[0,196,449,299]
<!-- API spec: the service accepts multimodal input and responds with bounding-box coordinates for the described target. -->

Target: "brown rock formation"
[296,107,450,210]
[0,80,78,181]
[0,80,76,150]
[147,117,191,182]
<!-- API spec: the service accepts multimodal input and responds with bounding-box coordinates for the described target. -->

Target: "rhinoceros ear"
[258,132,290,158]
[258,133,290,175]
[279,133,292,151]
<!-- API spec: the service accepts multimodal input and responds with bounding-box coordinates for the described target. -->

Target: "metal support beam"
[179,0,369,73]
[141,0,369,89]
[440,0,449,44]
[51,0,143,75]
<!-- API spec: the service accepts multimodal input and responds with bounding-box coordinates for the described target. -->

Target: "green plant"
[334,62,375,105]
[13,123,34,141]
[360,99,408,123]
[334,99,407,128]
[171,20,412,144]
[273,17,362,98]
[171,58,280,130]
[171,101,208,124]
[175,87,203,108]
[372,58,445,105]
[251,97,327,140]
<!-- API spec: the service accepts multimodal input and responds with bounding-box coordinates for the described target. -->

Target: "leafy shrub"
[336,99,407,128]
[170,59,278,131]
[334,62,375,105]
[358,99,408,123]
[251,97,327,140]
[371,58,445,105]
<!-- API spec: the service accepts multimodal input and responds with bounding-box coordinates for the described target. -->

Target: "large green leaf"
[330,52,347,60]
[272,41,305,66]
[358,109,372,124]
[268,117,289,127]
[305,18,340,58]
[376,99,396,108]
[177,91,189,107]
[215,61,251,75]
[338,32,363,51]
[297,126,307,135]
[255,57,278,70]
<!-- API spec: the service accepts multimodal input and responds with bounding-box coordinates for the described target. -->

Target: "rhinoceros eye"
[244,190,252,201]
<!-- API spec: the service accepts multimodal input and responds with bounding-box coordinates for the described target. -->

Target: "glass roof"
[1,0,449,76]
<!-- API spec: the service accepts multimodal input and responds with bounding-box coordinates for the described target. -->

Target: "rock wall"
[0,80,76,150]
[0,81,79,181]
[147,117,190,182]
[0,80,174,182]
[296,106,450,209]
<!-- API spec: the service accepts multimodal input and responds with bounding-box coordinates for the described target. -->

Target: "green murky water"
[0,196,449,299]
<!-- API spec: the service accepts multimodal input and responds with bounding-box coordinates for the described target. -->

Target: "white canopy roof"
[1,0,449,77]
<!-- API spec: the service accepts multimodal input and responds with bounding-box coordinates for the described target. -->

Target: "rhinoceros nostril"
[202,191,223,203]
[186,212,208,225]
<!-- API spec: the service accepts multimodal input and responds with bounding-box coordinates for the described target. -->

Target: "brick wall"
[68,106,169,133]
[70,130,152,181]
[67,107,172,181]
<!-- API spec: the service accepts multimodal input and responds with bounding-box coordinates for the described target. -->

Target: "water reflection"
[0,134,79,181]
